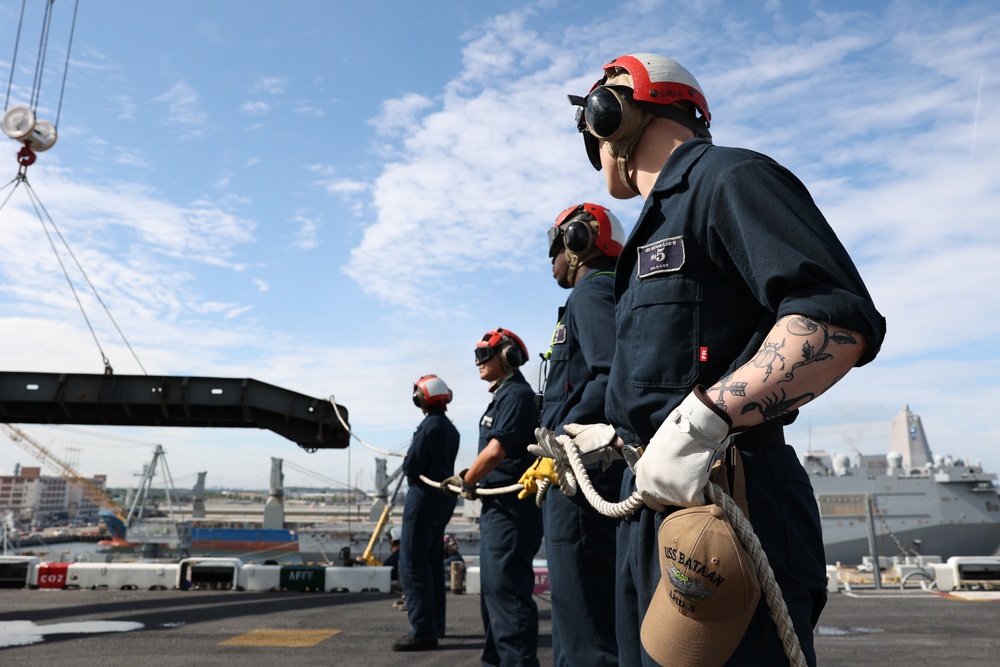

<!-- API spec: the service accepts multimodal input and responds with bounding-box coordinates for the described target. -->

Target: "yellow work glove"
[517,456,558,500]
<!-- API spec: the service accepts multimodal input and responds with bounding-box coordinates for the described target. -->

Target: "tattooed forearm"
[777,316,858,384]
[740,388,815,421]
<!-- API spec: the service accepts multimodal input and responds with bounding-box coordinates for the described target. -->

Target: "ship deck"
[1,586,999,665]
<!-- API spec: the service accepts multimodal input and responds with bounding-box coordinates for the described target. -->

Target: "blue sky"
[1,0,998,493]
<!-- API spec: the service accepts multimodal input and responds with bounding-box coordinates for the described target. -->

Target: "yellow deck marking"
[220,629,341,647]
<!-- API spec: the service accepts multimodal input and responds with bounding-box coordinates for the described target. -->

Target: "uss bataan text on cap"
[640,503,760,667]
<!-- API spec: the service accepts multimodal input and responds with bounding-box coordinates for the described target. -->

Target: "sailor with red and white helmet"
[392,375,460,653]
[443,328,543,667]
[535,202,627,666]
[555,54,886,666]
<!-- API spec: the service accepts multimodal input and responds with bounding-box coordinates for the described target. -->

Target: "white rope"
[563,441,644,518]
[543,431,805,667]
[535,478,550,507]
[328,396,404,457]
[418,474,522,497]
[703,482,807,667]
[553,458,578,496]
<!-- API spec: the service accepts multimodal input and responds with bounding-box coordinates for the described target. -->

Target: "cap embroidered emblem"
[667,564,713,602]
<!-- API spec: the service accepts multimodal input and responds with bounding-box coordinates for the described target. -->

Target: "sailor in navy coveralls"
[442,328,543,667]
[393,375,460,653]
[538,203,627,667]
[564,53,886,666]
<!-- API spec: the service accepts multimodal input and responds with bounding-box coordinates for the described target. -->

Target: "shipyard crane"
[0,422,124,519]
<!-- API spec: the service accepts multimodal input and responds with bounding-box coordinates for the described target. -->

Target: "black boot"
[391,635,439,652]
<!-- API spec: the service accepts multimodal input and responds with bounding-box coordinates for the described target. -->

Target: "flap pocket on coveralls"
[628,276,701,389]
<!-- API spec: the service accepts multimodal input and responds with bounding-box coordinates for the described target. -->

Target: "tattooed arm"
[705,314,868,431]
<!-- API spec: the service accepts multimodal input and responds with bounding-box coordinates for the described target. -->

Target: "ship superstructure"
[804,405,1000,564]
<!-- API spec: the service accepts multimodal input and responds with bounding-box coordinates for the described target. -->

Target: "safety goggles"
[474,345,496,364]
[567,85,633,170]
[547,225,566,258]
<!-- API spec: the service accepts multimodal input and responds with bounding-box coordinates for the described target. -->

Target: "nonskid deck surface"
[2,587,1000,666]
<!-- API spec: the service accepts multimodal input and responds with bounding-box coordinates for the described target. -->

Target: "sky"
[0,0,998,495]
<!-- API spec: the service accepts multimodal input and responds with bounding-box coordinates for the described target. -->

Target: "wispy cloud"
[154,81,208,139]
[240,101,270,115]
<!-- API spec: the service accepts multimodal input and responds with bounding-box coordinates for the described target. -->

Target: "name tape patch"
[637,237,685,278]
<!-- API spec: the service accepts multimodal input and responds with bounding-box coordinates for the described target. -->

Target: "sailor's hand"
[440,469,469,498]
[517,457,557,500]
[562,423,622,465]
[635,387,732,511]
[528,428,572,462]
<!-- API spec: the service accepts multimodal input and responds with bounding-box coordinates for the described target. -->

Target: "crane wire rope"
[3,0,28,113]
[28,0,55,112]
[328,396,407,458]
[4,0,79,124]
[12,176,148,375]
[54,0,79,128]
[2,0,140,375]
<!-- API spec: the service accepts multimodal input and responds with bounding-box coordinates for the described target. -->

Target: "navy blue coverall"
[540,262,625,667]
[607,139,886,666]
[400,407,460,640]
[478,371,544,667]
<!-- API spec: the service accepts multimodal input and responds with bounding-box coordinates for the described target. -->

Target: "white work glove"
[529,424,621,465]
[635,388,732,511]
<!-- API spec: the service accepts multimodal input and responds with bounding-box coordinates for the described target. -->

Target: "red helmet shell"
[477,328,529,368]
[554,203,625,258]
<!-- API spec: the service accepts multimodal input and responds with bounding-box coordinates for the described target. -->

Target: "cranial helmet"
[548,203,625,283]
[475,327,529,374]
[413,374,453,410]
[568,53,712,194]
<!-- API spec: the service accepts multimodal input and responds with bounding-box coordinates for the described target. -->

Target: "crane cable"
[2,0,146,376]
[4,0,79,125]
[328,397,406,458]
[0,175,147,375]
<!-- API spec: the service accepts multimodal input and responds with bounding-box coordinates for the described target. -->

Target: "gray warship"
[803,405,1000,565]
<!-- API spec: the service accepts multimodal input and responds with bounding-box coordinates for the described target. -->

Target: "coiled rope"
[556,438,806,667]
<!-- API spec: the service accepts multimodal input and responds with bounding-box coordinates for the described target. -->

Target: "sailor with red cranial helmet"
[392,374,460,653]
[566,53,886,667]
[443,327,543,667]
[532,202,627,666]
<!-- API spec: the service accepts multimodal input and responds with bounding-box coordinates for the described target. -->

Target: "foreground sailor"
[538,203,626,666]
[561,53,886,665]
[393,375,460,652]
[443,328,543,667]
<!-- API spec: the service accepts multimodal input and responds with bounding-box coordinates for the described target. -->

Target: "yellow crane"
[1,422,124,519]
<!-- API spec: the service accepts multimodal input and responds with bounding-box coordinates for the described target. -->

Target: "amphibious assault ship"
[804,405,1000,565]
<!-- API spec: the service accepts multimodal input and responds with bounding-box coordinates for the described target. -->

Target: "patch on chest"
[552,324,567,345]
[637,236,685,278]
[481,415,494,428]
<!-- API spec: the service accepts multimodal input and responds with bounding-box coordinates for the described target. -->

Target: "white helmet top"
[413,374,453,410]
[597,53,711,130]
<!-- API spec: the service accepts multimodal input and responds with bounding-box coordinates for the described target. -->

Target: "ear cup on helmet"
[500,340,527,369]
[563,219,594,254]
